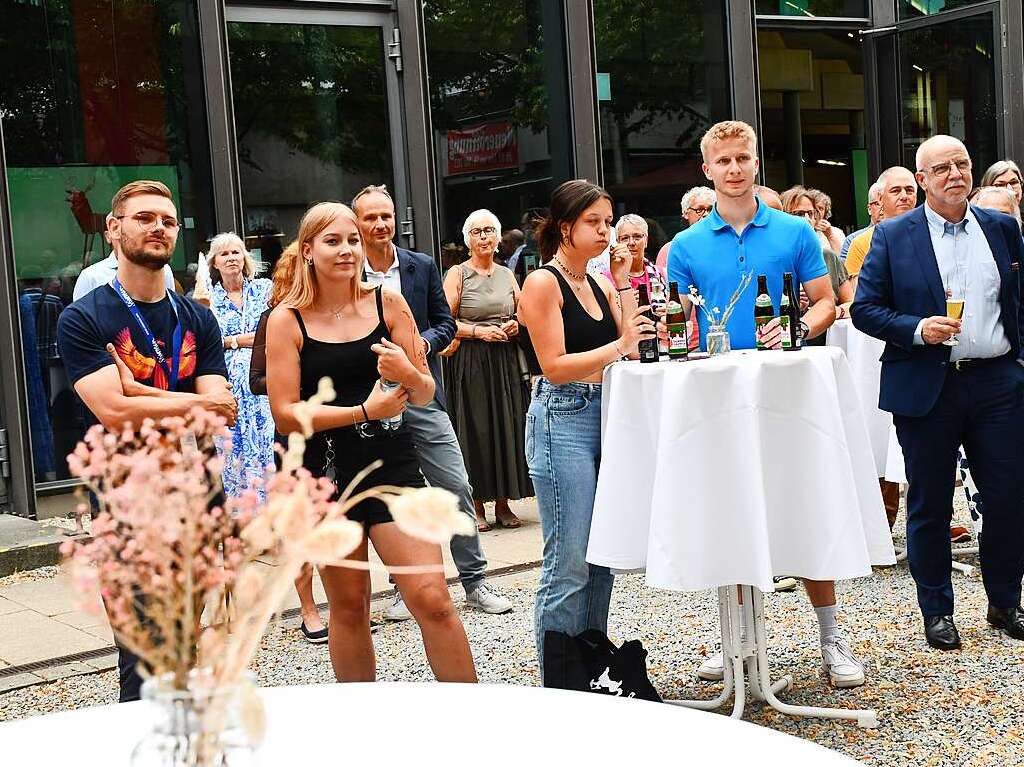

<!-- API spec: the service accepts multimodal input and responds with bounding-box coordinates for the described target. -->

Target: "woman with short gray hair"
[443,209,532,531]
[979,160,1023,208]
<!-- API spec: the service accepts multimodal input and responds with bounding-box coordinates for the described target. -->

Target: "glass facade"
[756,0,869,17]
[0,0,1020,515]
[423,0,573,276]
[227,20,396,272]
[594,0,731,252]
[0,0,214,487]
[898,12,998,172]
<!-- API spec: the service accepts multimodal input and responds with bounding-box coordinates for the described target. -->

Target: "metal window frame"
[0,119,36,519]
[566,0,601,184]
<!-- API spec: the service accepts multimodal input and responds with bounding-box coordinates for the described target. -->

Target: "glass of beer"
[944,297,965,346]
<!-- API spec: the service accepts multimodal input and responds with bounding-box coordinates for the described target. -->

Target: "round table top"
[0,682,860,764]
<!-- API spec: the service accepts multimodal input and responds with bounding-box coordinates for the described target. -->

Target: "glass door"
[225,7,410,273]
[862,3,1002,178]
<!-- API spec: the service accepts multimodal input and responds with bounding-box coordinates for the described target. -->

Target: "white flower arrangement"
[688,270,754,329]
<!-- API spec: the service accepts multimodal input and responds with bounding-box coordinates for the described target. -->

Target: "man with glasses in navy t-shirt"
[57,180,236,702]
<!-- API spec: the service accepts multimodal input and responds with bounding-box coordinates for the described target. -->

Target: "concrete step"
[0,516,65,577]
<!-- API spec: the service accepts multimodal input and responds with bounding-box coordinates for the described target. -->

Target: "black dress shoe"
[924,615,961,650]
[986,605,1024,640]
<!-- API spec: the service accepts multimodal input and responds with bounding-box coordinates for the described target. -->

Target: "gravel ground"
[2,502,1022,766]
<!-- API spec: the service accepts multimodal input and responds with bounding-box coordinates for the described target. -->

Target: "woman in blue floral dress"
[206,233,275,499]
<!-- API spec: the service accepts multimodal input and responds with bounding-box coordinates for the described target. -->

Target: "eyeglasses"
[686,206,713,216]
[994,178,1022,189]
[617,234,647,243]
[794,209,816,220]
[921,158,972,178]
[867,200,881,208]
[469,226,497,238]
[116,212,180,231]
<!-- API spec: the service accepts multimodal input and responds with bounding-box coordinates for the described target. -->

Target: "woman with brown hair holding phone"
[518,180,655,680]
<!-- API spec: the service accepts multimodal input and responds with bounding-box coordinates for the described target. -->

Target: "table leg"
[666,585,878,729]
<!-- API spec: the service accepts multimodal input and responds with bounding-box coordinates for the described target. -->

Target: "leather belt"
[950,354,1010,372]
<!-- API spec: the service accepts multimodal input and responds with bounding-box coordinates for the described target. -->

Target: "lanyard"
[110,279,183,390]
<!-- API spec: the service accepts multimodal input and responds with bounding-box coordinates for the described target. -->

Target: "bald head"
[914,135,973,213]
[915,135,968,173]
[875,166,917,220]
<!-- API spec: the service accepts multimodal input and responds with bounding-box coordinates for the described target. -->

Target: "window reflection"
[595,0,730,255]
[755,0,868,16]
[424,0,573,280]
[899,14,997,173]
[0,0,215,483]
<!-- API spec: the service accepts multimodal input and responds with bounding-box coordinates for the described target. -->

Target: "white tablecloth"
[825,320,906,483]
[588,347,896,592]
[0,683,859,765]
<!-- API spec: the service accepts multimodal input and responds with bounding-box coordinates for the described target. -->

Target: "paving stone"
[0,610,108,666]
[0,575,80,616]
[33,662,96,682]
[0,674,41,694]
[0,597,21,616]
[83,653,119,672]
[52,610,109,631]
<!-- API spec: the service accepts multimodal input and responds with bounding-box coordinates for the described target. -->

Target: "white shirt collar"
[364,244,400,277]
[923,200,973,236]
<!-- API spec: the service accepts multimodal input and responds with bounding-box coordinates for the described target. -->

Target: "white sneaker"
[821,636,865,688]
[696,653,725,681]
[383,593,412,622]
[465,584,513,614]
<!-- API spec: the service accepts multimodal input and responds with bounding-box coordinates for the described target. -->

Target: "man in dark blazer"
[353,185,513,620]
[852,135,1024,650]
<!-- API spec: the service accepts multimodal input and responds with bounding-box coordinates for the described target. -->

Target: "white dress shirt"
[362,244,402,294]
[72,253,176,302]
[913,202,1011,360]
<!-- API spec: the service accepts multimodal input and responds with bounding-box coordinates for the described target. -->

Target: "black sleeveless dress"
[290,287,424,528]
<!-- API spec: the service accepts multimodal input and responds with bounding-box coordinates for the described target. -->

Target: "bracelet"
[360,404,370,423]
[471,325,477,337]
[616,285,632,292]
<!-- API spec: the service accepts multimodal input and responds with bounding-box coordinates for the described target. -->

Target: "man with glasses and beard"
[57,180,237,701]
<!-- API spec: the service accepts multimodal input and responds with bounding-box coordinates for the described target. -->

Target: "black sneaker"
[300,621,329,644]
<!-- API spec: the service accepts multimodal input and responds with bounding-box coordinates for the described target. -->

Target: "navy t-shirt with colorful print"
[57,283,227,398]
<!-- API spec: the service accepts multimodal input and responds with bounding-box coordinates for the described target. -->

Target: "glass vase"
[130,672,258,767]
[706,324,731,356]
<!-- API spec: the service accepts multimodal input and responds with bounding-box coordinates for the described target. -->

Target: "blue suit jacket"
[851,204,1024,417]
[393,246,456,409]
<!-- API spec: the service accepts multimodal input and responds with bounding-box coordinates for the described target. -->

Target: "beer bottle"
[789,275,803,351]
[780,273,794,350]
[637,284,659,364]
[665,281,688,360]
[754,274,773,351]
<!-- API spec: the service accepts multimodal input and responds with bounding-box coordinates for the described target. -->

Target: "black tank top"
[542,265,618,354]
[289,287,414,480]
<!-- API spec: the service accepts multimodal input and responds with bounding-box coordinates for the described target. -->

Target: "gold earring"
[305,258,313,266]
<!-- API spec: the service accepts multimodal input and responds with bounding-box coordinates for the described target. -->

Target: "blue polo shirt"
[667,199,826,350]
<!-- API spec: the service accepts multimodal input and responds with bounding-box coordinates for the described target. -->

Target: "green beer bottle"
[665,281,688,360]
[754,274,773,351]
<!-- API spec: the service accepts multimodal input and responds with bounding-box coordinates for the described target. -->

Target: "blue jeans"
[404,398,488,591]
[527,379,614,679]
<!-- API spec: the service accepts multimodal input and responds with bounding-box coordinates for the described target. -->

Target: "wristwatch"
[229,335,239,350]
[798,320,810,340]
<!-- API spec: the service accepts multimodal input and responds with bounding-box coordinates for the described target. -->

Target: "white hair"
[615,214,648,234]
[680,186,716,213]
[206,231,256,281]
[876,166,916,191]
[973,186,1022,225]
[461,209,502,247]
[915,135,968,173]
[867,181,884,202]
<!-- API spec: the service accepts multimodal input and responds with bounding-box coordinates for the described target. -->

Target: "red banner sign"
[447,122,518,175]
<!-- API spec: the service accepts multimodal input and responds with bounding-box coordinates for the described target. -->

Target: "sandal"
[494,510,522,529]
[476,516,492,532]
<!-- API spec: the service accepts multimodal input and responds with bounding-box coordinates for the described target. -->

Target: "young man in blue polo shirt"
[665,120,865,689]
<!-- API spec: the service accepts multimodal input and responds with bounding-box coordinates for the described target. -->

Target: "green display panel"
[6,165,184,280]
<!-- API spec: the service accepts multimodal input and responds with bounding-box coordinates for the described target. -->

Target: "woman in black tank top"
[266,202,476,683]
[517,181,656,682]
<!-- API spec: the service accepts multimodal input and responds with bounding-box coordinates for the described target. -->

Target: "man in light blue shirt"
[666,120,865,691]
[839,180,884,262]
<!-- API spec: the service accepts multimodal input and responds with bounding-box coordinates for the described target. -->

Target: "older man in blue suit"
[353,185,513,620]
[852,135,1024,650]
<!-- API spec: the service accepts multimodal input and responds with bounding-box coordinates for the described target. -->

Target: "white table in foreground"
[0,683,860,765]
[588,347,895,727]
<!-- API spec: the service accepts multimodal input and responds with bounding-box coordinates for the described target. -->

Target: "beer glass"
[944,297,965,346]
